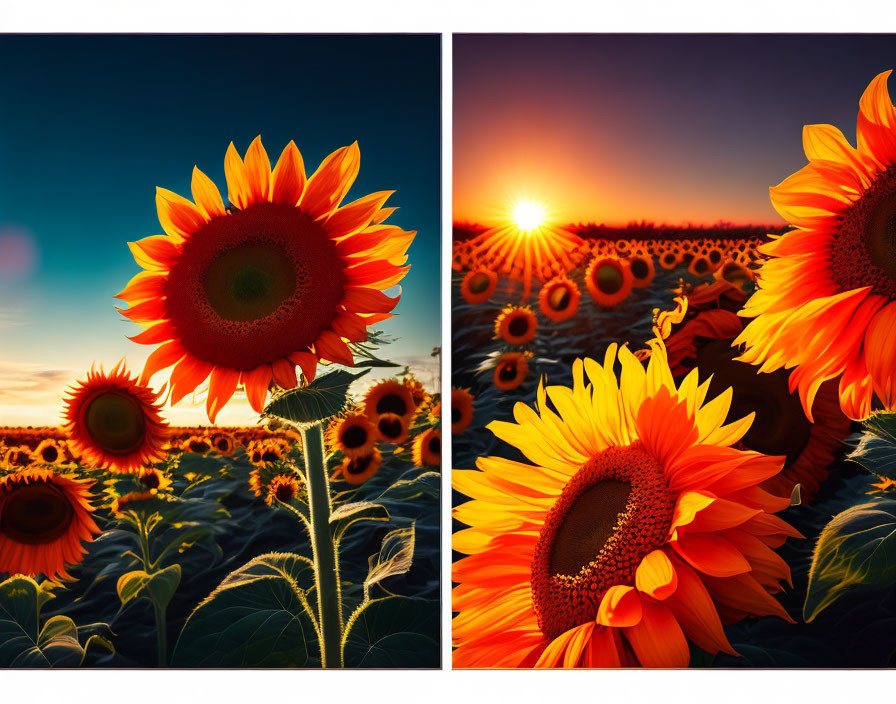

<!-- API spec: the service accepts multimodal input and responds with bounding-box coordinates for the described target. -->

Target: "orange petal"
[672,532,751,578]
[271,140,306,205]
[115,272,166,303]
[301,142,361,219]
[271,358,298,390]
[128,236,179,271]
[596,584,642,627]
[243,136,271,204]
[191,166,227,219]
[624,600,690,668]
[128,322,175,345]
[206,366,240,423]
[326,190,394,238]
[140,341,186,384]
[241,365,273,413]
[288,351,319,383]
[635,549,678,601]
[170,356,213,406]
[156,187,207,240]
[117,298,166,325]
[534,623,593,668]
[224,142,251,210]
[341,287,401,313]
[579,625,623,668]
[315,330,354,366]
[865,301,896,410]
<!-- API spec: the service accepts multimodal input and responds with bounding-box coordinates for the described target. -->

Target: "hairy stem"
[152,600,168,667]
[303,422,343,668]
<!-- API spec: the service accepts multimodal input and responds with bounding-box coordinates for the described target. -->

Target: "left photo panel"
[0,34,441,668]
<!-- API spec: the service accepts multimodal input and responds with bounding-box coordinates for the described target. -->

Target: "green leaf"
[171,552,319,667]
[355,358,402,369]
[342,597,439,668]
[262,368,370,424]
[364,523,415,600]
[330,501,390,543]
[804,498,896,622]
[117,564,182,611]
[378,471,441,502]
[848,412,896,480]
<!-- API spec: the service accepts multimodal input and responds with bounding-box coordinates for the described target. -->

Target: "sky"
[454,34,896,227]
[0,34,440,426]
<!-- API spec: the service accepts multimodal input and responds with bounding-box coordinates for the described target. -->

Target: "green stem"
[152,600,168,667]
[302,422,343,668]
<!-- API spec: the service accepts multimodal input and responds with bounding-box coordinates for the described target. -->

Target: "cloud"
[0,306,28,329]
[0,360,72,407]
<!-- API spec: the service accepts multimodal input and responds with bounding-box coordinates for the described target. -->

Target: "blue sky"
[0,34,440,425]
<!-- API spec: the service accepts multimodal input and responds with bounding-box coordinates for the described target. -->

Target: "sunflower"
[687,254,713,278]
[461,268,499,305]
[538,276,580,323]
[116,137,414,422]
[429,401,441,423]
[493,352,530,392]
[363,380,416,422]
[247,440,285,466]
[0,468,100,579]
[451,388,475,436]
[326,411,377,458]
[4,445,33,469]
[248,462,293,498]
[495,306,538,345]
[586,257,633,307]
[210,431,236,456]
[375,412,410,445]
[184,435,212,455]
[137,467,172,493]
[34,438,65,466]
[413,428,441,467]
[402,375,429,408]
[453,341,799,668]
[713,260,754,294]
[658,248,681,271]
[736,71,896,421]
[339,449,382,485]
[62,362,168,473]
[265,473,305,507]
[628,253,655,289]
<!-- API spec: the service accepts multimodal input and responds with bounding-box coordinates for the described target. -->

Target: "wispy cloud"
[0,306,29,329]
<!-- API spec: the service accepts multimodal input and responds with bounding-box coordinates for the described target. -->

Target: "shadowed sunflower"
[452,388,475,435]
[63,362,169,473]
[538,275,580,323]
[413,428,441,467]
[339,449,382,485]
[137,467,172,493]
[210,431,236,456]
[453,341,799,668]
[326,411,376,458]
[737,71,896,421]
[402,375,429,408]
[493,352,530,391]
[363,380,416,423]
[184,435,212,455]
[117,136,414,422]
[375,412,409,445]
[0,468,100,579]
[4,445,34,469]
[628,253,655,289]
[461,268,498,305]
[34,438,65,466]
[265,474,305,507]
[495,306,537,345]
[586,257,633,307]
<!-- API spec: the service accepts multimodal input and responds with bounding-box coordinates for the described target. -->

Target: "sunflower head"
[538,276,580,323]
[402,375,429,408]
[34,438,65,466]
[413,428,441,467]
[586,256,633,307]
[460,268,498,305]
[210,431,236,456]
[0,468,100,579]
[451,388,475,435]
[265,473,305,507]
[375,412,410,445]
[137,467,172,493]
[627,253,655,289]
[453,341,801,668]
[62,362,169,474]
[4,445,34,469]
[340,449,382,485]
[495,306,538,345]
[493,352,531,392]
[326,412,377,458]
[184,435,212,456]
[363,380,416,422]
[117,136,415,422]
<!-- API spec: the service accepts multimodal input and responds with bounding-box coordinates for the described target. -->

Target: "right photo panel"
[451,34,896,669]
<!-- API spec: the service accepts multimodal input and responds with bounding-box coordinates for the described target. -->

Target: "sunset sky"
[454,34,896,227]
[0,35,440,426]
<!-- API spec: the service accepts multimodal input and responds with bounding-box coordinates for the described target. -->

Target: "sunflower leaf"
[170,552,319,667]
[804,498,896,622]
[116,564,182,611]
[330,501,390,543]
[341,596,439,668]
[263,368,371,424]
[364,523,415,601]
[848,412,896,480]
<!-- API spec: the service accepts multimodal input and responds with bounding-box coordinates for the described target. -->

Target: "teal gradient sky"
[0,35,440,426]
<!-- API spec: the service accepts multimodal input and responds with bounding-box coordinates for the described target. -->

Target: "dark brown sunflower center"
[498,362,518,382]
[696,338,811,465]
[378,416,403,440]
[692,257,710,275]
[468,272,491,294]
[189,440,210,454]
[376,394,408,417]
[428,435,440,455]
[507,316,530,337]
[84,391,146,454]
[833,166,896,297]
[40,445,59,463]
[531,443,675,640]
[342,424,369,449]
[663,253,676,265]
[346,455,372,475]
[0,482,74,545]
[274,480,297,502]
[594,263,623,294]
[261,450,279,463]
[547,285,571,311]
[215,438,230,451]
[140,472,161,490]
[451,407,461,424]
[708,249,722,264]
[629,258,649,280]
[165,202,347,370]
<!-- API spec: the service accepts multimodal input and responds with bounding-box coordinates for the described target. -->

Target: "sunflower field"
[451,72,896,669]
[0,137,440,668]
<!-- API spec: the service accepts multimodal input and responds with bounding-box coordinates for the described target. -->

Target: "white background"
[2,1,895,701]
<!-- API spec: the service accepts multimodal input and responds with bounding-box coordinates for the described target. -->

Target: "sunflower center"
[531,443,675,640]
[498,362,517,382]
[378,416,403,440]
[428,434,440,455]
[40,446,59,463]
[274,480,297,502]
[451,407,461,424]
[189,440,209,454]
[140,472,161,490]
[346,455,372,475]
[376,394,408,417]
[0,482,74,545]
[547,285,571,311]
[166,202,347,370]
[833,166,896,297]
[696,338,811,465]
[342,424,369,449]
[84,391,146,454]
[507,316,530,338]
[594,263,623,294]
[692,257,710,275]
[467,272,491,294]
[629,258,649,280]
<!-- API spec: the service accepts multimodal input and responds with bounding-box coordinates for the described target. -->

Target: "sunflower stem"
[152,600,168,667]
[302,422,343,668]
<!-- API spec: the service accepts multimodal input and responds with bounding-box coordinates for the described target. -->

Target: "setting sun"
[512,200,546,231]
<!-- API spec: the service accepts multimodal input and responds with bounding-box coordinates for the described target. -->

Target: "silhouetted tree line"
[453,220,789,242]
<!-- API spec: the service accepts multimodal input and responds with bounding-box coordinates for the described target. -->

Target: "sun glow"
[512,200,546,231]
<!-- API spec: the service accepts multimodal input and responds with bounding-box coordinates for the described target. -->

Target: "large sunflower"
[0,468,100,579]
[117,137,414,422]
[453,341,799,668]
[737,71,896,421]
[62,362,169,473]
